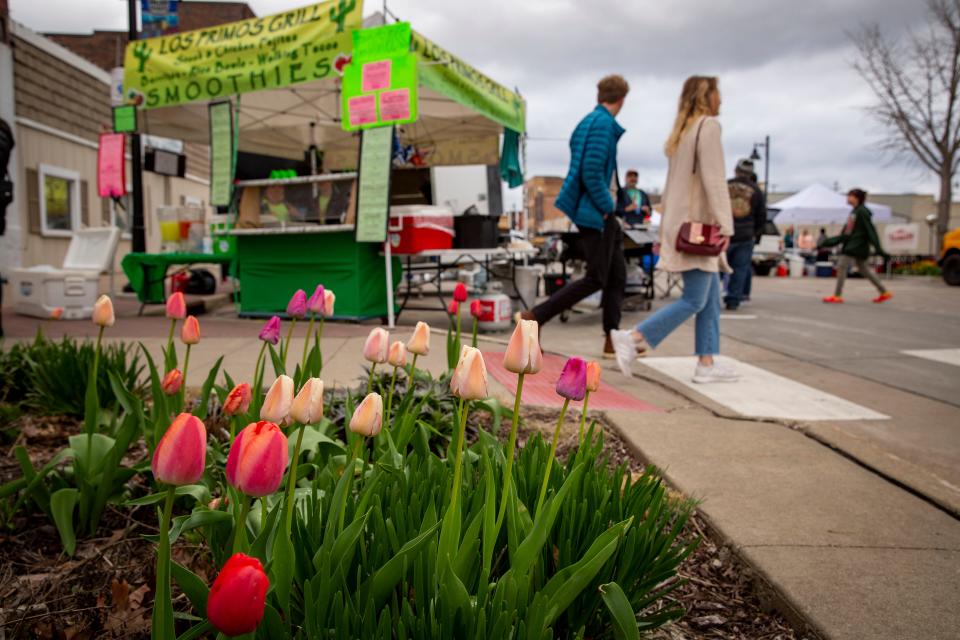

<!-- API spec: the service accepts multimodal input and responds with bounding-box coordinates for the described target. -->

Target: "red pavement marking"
[483,351,663,412]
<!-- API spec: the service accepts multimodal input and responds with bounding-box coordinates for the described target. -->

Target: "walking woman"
[821,189,892,304]
[611,76,737,382]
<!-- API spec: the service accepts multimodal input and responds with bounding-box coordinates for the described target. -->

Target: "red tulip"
[223,383,252,416]
[181,315,201,345]
[453,282,468,302]
[226,421,289,497]
[165,291,186,320]
[469,299,482,319]
[207,553,269,636]
[161,368,183,395]
[50,307,64,320]
[152,413,207,486]
[447,300,459,315]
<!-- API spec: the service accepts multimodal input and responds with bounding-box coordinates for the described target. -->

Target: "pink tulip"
[165,291,186,320]
[323,290,336,317]
[181,315,201,345]
[161,368,183,395]
[223,383,252,416]
[469,299,482,319]
[387,341,407,368]
[556,357,587,401]
[307,284,325,316]
[453,282,468,303]
[406,321,430,356]
[152,413,207,485]
[291,377,324,424]
[363,327,389,364]
[503,319,542,374]
[92,295,115,327]
[207,553,269,636]
[226,421,289,497]
[585,361,601,392]
[286,289,307,319]
[349,393,383,437]
[50,307,64,320]
[260,375,294,423]
[259,316,281,345]
[447,300,459,315]
[450,346,488,400]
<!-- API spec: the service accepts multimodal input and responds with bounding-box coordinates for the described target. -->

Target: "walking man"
[724,159,765,310]
[518,75,629,356]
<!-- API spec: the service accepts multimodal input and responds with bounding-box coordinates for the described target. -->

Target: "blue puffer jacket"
[554,105,625,230]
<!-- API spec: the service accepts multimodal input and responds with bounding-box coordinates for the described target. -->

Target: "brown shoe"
[603,334,616,359]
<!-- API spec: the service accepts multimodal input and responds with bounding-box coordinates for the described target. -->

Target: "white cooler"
[11,227,121,319]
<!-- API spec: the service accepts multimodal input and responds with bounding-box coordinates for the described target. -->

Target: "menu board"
[209,101,234,206]
[354,126,393,243]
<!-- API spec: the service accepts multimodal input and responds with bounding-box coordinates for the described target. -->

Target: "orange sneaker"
[822,295,844,304]
[873,291,893,303]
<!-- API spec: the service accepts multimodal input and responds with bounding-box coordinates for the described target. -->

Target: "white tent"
[769,183,892,225]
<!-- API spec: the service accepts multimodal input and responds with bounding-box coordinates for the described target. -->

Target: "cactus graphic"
[329,0,355,33]
[133,42,153,73]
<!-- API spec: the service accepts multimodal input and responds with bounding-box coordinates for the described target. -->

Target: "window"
[39,164,80,237]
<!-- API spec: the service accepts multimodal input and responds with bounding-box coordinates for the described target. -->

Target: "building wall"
[524,176,568,233]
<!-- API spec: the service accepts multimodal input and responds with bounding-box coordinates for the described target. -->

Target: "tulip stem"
[535,397,570,517]
[252,341,266,391]
[282,318,297,369]
[300,314,316,377]
[229,416,238,441]
[284,423,307,533]
[448,398,469,515]
[386,367,398,426]
[180,344,192,412]
[233,497,252,554]
[338,438,363,533]
[455,308,462,345]
[578,390,591,444]
[366,363,377,395]
[317,318,325,375]
[153,485,177,637]
[471,317,478,348]
[495,371,524,533]
[165,318,176,366]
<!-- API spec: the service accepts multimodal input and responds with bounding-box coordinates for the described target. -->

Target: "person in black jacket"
[724,159,766,310]
[0,118,14,338]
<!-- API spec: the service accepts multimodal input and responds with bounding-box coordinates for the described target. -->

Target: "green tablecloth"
[235,231,400,319]
[121,252,235,304]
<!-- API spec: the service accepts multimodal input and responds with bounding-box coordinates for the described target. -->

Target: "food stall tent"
[770,183,892,225]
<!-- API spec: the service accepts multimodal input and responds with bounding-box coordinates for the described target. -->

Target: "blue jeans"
[724,240,754,308]
[637,269,721,356]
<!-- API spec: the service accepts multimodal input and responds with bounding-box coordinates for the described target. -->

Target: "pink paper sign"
[361,59,392,92]
[97,133,126,198]
[348,94,378,127]
[379,88,411,122]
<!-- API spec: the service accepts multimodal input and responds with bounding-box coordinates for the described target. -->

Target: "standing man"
[620,168,651,225]
[518,75,629,356]
[725,159,766,310]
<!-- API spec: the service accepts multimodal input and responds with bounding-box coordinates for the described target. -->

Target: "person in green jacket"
[821,188,892,304]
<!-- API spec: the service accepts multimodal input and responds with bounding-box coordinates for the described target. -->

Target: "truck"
[940,228,960,286]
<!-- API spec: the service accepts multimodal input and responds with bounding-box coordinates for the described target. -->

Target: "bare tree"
[852,0,960,246]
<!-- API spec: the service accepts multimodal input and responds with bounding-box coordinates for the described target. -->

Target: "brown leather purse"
[676,119,725,256]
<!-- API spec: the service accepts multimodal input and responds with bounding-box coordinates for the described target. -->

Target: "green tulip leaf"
[599,581,641,640]
[272,530,295,614]
[365,519,440,609]
[193,356,223,420]
[171,561,209,617]
[50,488,79,556]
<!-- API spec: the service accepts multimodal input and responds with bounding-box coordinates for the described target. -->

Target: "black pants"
[532,216,626,334]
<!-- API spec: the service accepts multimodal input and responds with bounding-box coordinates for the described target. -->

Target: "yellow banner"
[124,0,363,109]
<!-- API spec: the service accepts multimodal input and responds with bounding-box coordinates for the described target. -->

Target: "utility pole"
[128,0,146,253]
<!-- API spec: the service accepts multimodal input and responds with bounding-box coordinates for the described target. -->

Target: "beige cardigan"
[657,116,734,273]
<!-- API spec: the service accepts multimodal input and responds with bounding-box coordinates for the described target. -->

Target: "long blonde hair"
[664,76,719,157]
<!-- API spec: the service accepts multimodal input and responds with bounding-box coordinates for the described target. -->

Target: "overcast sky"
[10,0,936,205]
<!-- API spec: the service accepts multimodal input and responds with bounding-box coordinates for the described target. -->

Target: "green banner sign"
[124,0,363,109]
[342,23,418,131]
[355,125,393,243]
[209,101,234,206]
[411,31,525,133]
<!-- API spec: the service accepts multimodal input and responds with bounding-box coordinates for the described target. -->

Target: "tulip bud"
[362,327,389,364]
[92,295,115,327]
[556,357,587,401]
[447,300,459,315]
[226,421,288,497]
[453,282,468,303]
[349,392,383,437]
[291,377,324,424]
[260,375,294,423]
[181,315,201,345]
[259,316,281,345]
[469,299,482,319]
[450,346,488,400]
[323,290,336,317]
[50,307,64,320]
[152,413,207,486]
[286,289,307,319]
[387,341,406,368]
[503,319,543,374]
[406,321,430,356]
[585,361,601,393]
[165,291,186,320]
[307,284,325,316]
[161,368,183,395]
[223,383,252,416]
[207,553,269,637]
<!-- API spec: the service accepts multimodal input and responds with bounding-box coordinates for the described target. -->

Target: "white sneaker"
[609,329,638,376]
[692,362,740,384]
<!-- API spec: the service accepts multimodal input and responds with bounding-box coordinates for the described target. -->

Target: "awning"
[769,183,893,225]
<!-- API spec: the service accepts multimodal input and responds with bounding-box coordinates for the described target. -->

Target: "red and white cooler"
[387,205,455,254]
